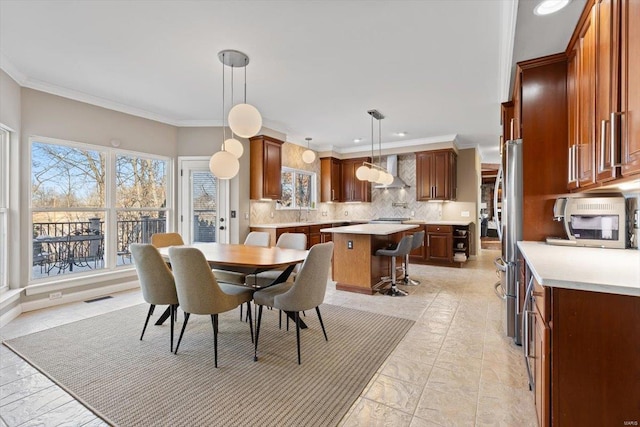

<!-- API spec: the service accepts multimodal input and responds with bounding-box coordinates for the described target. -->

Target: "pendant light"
[302,137,316,164]
[220,50,263,138]
[209,51,240,179]
[223,64,244,159]
[357,109,391,184]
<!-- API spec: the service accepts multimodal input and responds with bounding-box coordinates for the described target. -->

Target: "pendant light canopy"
[356,109,392,185]
[218,49,262,138]
[302,137,316,164]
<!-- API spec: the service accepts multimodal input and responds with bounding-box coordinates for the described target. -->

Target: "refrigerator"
[494,139,523,345]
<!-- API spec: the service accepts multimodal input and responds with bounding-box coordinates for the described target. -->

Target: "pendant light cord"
[244,57,248,104]
[378,119,382,168]
[370,114,374,161]
[230,61,235,138]
[222,53,226,147]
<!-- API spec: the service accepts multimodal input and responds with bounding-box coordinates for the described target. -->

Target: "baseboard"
[21,281,140,313]
[0,304,23,328]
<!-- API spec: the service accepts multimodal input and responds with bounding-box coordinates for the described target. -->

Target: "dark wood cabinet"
[501,101,515,142]
[416,149,457,201]
[341,157,371,202]
[426,225,452,263]
[404,225,426,263]
[320,157,342,202]
[249,135,283,200]
[620,0,640,177]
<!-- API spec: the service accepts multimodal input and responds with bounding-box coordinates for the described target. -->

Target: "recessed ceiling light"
[353,138,363,143]
[395,132,408,137]
[534,0,571,16]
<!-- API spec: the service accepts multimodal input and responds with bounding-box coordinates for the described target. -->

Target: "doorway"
[178,157,229,244]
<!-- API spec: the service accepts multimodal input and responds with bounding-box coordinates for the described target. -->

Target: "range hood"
[374,155,410,188]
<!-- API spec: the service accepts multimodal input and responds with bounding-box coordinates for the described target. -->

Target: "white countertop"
[404,220,474,226]
[320,223,419,236]
[517,241,640,297]
[251,220,364,228]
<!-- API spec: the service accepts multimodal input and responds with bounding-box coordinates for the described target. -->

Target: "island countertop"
[320,223,418,236]
[403,220,474,226]
[517,241,640,297]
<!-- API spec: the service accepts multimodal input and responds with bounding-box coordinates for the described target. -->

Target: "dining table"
[155,242,309,326]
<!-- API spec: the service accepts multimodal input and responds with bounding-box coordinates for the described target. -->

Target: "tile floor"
[0,249,537,426]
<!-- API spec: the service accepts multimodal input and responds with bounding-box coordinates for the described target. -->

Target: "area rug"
[4,303,413,426]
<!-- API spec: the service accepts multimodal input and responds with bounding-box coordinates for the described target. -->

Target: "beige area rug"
[4,303,413,426]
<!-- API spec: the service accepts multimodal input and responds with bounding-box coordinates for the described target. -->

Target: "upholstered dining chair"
[130,244,179,352]
[150,232,184,248]
[169,246,255,368]
[245,232,307,288]
[212,231,271,286]
[253,241,334,364]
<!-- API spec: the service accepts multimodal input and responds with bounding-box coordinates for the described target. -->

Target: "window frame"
[276,166,317,210]
[29,136,173,284]
[0,127,9,292]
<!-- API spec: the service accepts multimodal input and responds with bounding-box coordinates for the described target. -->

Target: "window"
[277,167,317,209]
[0,128,8,292]
[30,137,170,281]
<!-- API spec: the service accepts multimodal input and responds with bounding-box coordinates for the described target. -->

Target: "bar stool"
[402,230,424,286]
[375,235,413,297]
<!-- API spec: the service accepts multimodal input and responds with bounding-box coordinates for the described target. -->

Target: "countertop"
[517,241,640,297]
[320,223,419,236]
[404,220,474,226]
[251,220,365,228]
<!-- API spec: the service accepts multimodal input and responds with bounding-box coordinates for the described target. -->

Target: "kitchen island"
[320,223,418,294]
[517,242,639,427]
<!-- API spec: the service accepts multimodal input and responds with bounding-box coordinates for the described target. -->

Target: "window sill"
[25,268,137,296]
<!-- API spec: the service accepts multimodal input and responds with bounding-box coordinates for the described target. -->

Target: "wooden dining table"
[156,242,309,325]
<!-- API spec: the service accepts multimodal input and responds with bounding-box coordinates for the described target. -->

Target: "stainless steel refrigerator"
[494,139,523,345]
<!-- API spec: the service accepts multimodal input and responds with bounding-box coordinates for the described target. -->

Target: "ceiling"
[0,0,585,164]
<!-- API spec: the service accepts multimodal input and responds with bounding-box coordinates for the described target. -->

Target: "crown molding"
[498,0,518,102]
[315,134,458,155]
[0,52,27,85]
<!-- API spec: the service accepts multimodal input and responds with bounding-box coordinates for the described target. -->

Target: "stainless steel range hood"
[374,155,410,188]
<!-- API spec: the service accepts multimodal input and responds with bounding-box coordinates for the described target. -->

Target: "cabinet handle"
[331,189,335,200]
[510,118,515,140]
[600,119,608,172]
[568,146,572,182]
[610,111,623,173]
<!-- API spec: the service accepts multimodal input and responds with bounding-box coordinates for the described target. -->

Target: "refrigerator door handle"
[494,281,506,299]
[493,256,507,272]
[494,164,503,241]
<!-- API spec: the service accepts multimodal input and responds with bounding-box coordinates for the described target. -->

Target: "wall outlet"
[322,211,327,216]
[344,211,349,216]
[347,240,353,249]
[244,212,249,220]
[410,210,415,217]
[270,211,274,218]
[49,291,62,300]
[461,211,470,217]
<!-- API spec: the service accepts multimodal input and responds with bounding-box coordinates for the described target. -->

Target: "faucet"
[298,206,310,222]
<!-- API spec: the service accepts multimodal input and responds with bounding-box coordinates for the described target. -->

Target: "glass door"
[178,158,229,244]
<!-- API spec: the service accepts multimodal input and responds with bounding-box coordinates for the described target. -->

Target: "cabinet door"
[567,49,580,190]
[534,311,551,427]
[416,152,433,201]
[250,135,283,200]
[320,157,342,202]
[427,232,451,262]
[620,0,640,176]
[595,0,618,182]
[432,151,450,200]
[331,158,342,201]
[405,226,426,262]
[576,10,597,188]
[341,160,355,202]
[264,140,282,199]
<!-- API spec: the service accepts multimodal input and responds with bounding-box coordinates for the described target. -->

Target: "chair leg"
[295,311,301,365]
[211,314,219,368]
[170,304,175,353]
[279,309,282,330]
[247,302,254,344]
[174,312,190,354]
[239,304,243,321]
[140,304,155,341]
[254,305,263,362]
[315,306,328,342]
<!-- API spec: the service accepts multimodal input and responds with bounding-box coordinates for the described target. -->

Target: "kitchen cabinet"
[249,135,283,200]
[415,149,457,201]
[452,225,470,261]
[566,0,640,189]
[403,225,426,263]
[501,101,515,143]
[426,224,452,263]
[511,55,568,241]
[308,224,323,248]
[320,157,342,202]
[341,157,371,202]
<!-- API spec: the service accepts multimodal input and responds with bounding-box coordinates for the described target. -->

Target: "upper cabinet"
[341,157,371,202]
[320,157,342,202]
[416,149,457,201]
[567,0,640,190]
[249,135,283,200]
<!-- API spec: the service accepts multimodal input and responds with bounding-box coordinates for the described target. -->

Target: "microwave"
[553,196,627,249]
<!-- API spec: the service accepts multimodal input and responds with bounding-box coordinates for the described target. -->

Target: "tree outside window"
[277,167,316,209]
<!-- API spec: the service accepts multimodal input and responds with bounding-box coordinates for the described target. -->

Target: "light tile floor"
[0,249,536,426]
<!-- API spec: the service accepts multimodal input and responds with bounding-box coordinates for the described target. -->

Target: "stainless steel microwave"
[554,196,627,249]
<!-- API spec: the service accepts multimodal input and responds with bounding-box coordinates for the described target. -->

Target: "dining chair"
[130,244,179,352]
[151,232,184,248]
[169,246,255,368]
[253,241,334,364]
[245,232,307,288]
[213,231,271,286]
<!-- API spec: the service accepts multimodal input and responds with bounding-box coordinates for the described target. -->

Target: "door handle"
[610,111,623,174]
[600,119,608,172]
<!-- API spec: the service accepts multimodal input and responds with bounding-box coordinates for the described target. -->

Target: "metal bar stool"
[375,235,413,297]
[402,230,424,286]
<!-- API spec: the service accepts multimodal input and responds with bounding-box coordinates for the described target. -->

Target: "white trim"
[0,288,22,311]
[0,304,22,328]
[26,269,137,296]
[21,280,140,313]
[0,53,27,86]
[498,0,519,102]
[314,134,458,154]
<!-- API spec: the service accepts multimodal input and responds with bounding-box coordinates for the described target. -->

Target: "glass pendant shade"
[209,150,240,179]
[356,165,370,180]
[228,103,262,138]
[223,138,244,158]
[302,149,316,164]
[367,168,380,183]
